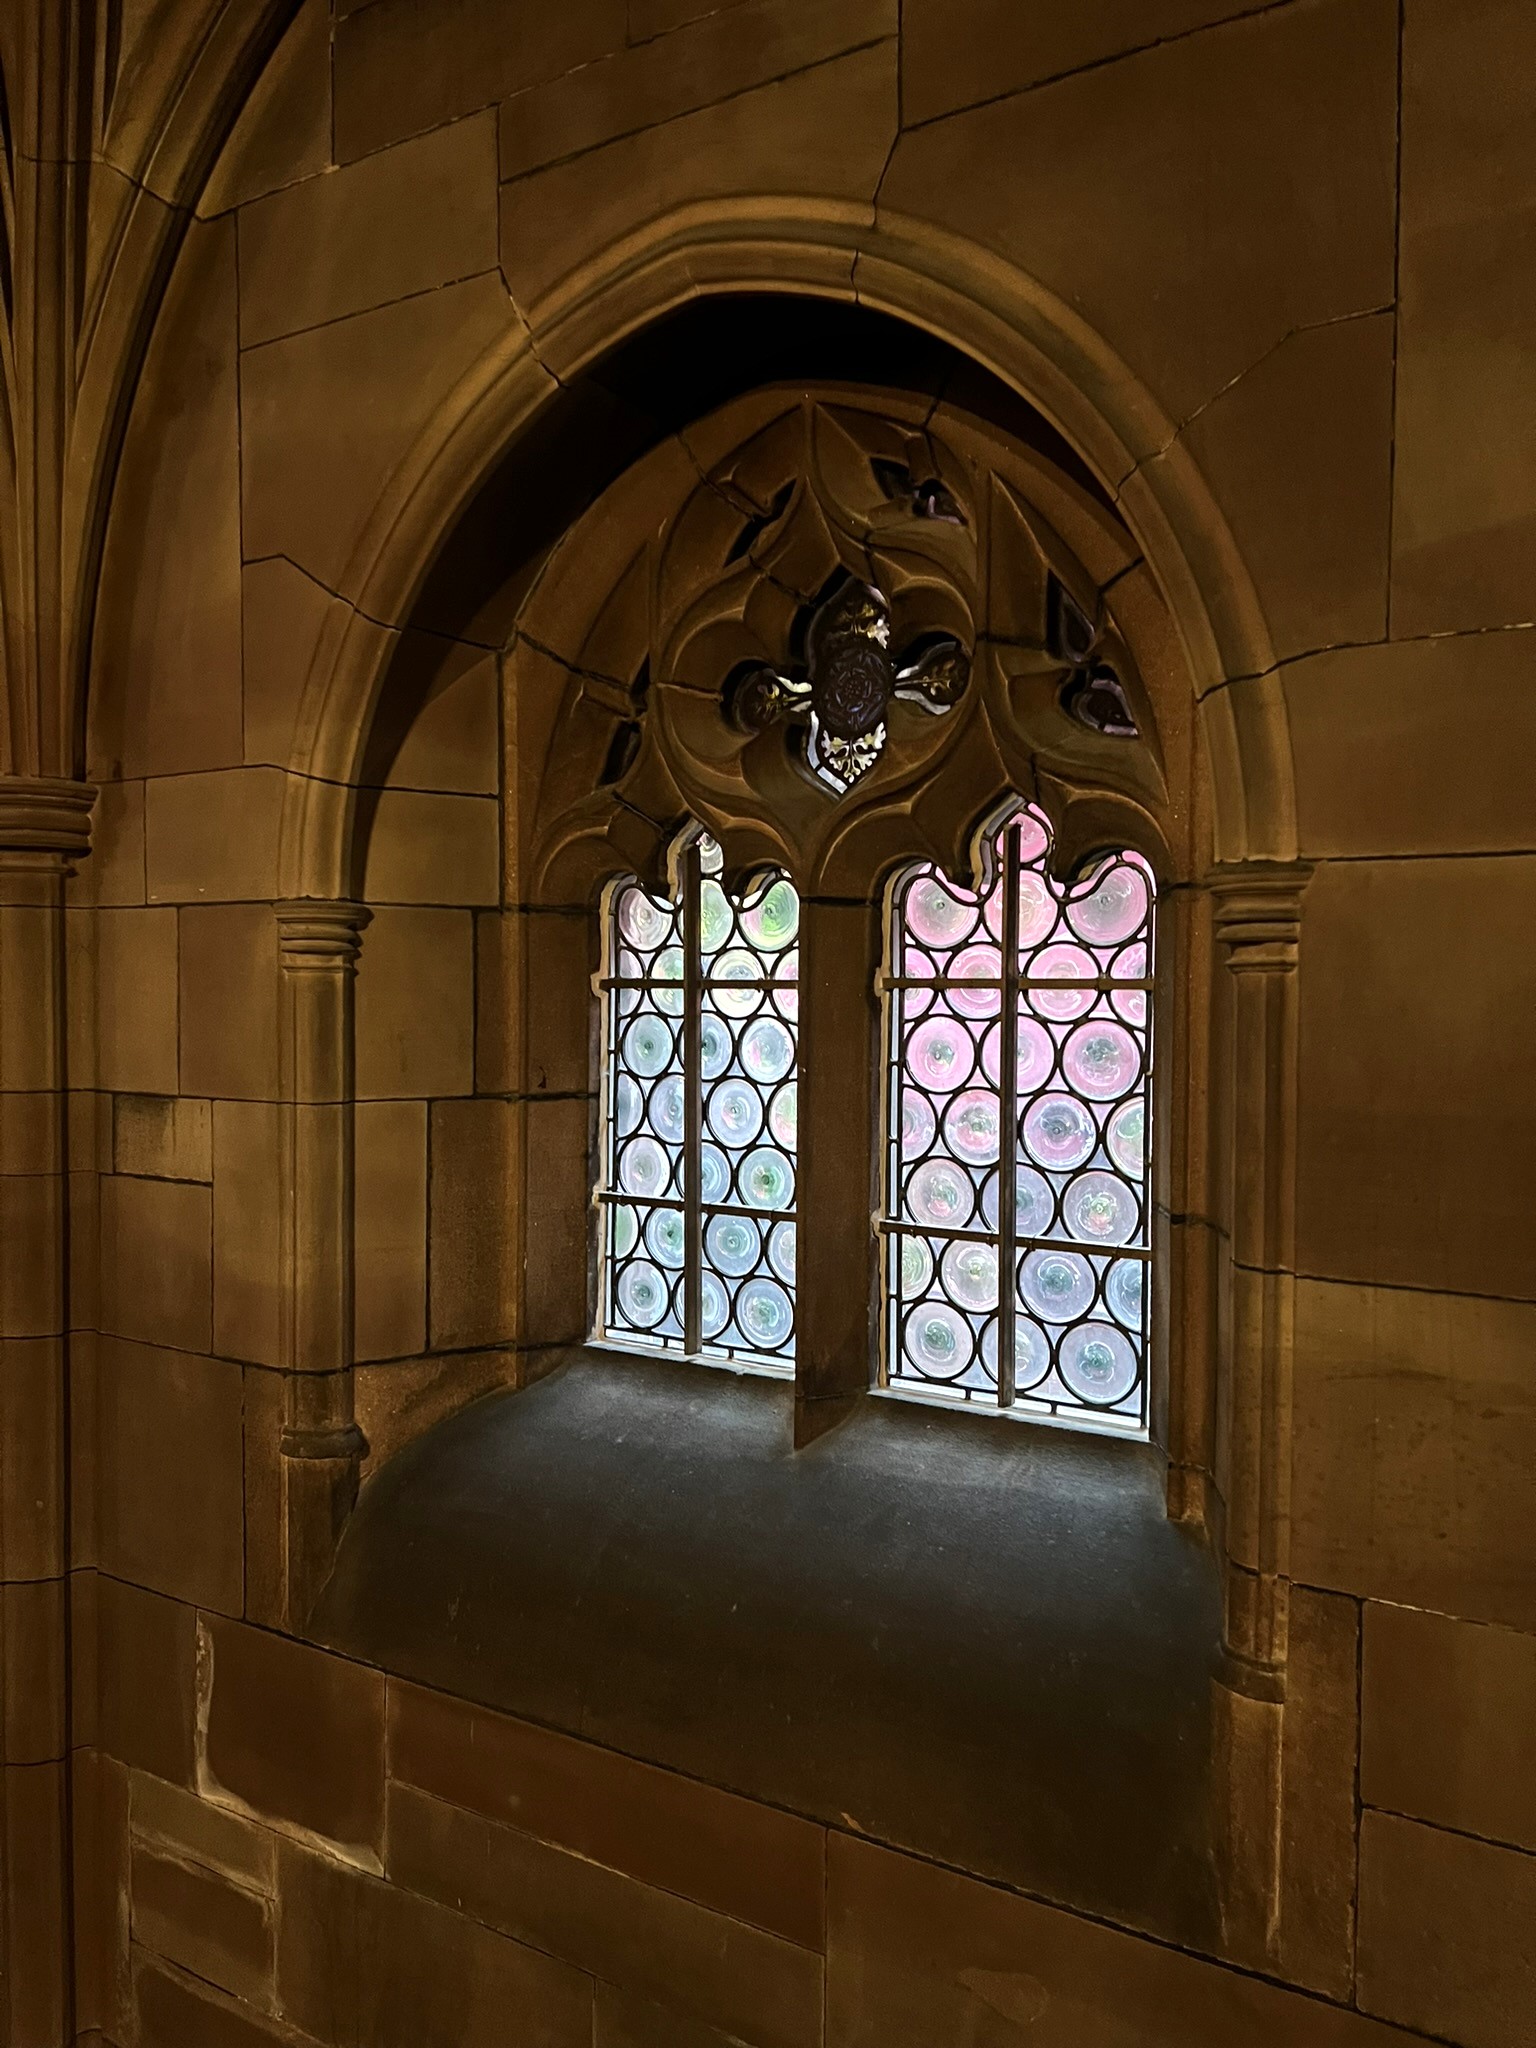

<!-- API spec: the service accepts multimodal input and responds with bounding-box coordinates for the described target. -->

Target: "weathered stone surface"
[179,906,281,1102]
[389,1681,825,1948]
[354,1100,428,1362]
[901,0,1283,125]
[201,0,332,217]
[355,908,474,1099]
[240,273,522,598]
[239,114,500,348]
[499,0,896,179]
[201,1620,386,1858]
[98,1177,213,1356]
[92,218,244,782]
[131,1770,278,1893]
[1363,1603,1536,1854]
[131,1842,275,2008]
[212,1100,283,1368]
[241,557,340,772]
[388,1784,822,2048]
[499,42,897,309]
[94,909,178,1097]
[73,1749,131,2040]
[474,908,592,1097]
[881,0,1396,424]
[334,0,628,160]
[145,770,286,905]
[276,1840,592,2046]
[76,1574,200,1786]
[1296,856,1536,1301]
[361,791,500,907]
[826,1833,1418,2045]
[1392,0,1536,637]
[135,1955,298,2048]
[1357,1812,1536,2048]
[94,1339,243,1613]
[1286,627,1536,858]
[1291,1277,1536,1632]
[1277,1587,1359,1997]
[113,1097,212,1184]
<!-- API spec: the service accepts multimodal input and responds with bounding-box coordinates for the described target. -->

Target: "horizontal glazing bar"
[595,1190,796,1227]
[878,975,1153,993]
[600,977,798,994]
[875,1217,1152,1260]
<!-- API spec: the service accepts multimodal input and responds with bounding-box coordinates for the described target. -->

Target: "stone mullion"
[1208,860,1310,1967]
[274,900,370,1629]
[792,897,881,1446]
[0,776,94,2048]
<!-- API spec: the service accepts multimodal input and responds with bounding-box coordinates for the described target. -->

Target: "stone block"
[81,780,147,907]
[474,908,592,1097]
[2,1758,69,2046]
[388,1681,825,1948]
[1357,1811,1536,2048]
[239,112,499,347]
[145,769,286,905]
[241,1367,287,1630]
[1286,627,1536,859]
[77,1573,199,1786]
[241,556,339,772]
[428,1095,590,1350]
[212,1101,284,1367]
[241,272,522,599]
[1392,0,1536,636]
[98,1176,213,1356]
[355,1350,516,1474]
[382,644,499,797]
[95,908,178,1097]
[0,1578,67,1763]
[498,0,895,178]
[130,1843,274,2008]
[0,1336,65,1581]
[594,1984,748,2048]
[93,217,243,782]
[1168,311,1393,665]
[1277,1586,1359,1997]
[355,908,474,1100]
[276,1841,592,2046]
[825,1833,1417,2045]
[1362,1604,1536,1854]
[73,1748,131,2040]
[1295,856,1536,1301]
[113,1097,212,1183]
[901,0,1280,125]
[1291,1277,1536,1632]
[134,1956,294,2048]
[387,1784,822,2048]
[0,1174,63,1337]
[354,1100,427,1361]
[361,791,499,907]
[201,1619,385,1859]
[95,1338,244,1613]
[201,0,332,217]
[179,905,281,1102]
[130,1771,277,1893]
[499,41,897,309]
[880,0,1397,425]
[334,0,628,160]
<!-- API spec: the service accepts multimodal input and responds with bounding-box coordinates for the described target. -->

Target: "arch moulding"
[270,203,1309,1971]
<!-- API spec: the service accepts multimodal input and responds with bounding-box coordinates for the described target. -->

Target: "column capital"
[274,898,371,967]
[0,776,96,862]
[1209,860,1312,967]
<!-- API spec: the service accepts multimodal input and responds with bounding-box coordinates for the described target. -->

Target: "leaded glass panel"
[596,834,799,1371]
[881,811,1155,1434]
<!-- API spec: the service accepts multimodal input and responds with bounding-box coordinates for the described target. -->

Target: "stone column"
[793,897,881,1445]
[274,900,370,1628]
[0,776,93,2048]
[1208,860,1310,1965]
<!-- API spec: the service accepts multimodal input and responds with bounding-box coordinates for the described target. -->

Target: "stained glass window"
[595,833,800,1371]
[881,810,1155,1434]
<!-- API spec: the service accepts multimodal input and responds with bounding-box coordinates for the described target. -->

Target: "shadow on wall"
[316,1349,1223,1953]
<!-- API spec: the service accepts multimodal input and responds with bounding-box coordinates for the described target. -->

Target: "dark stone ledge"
[315,1348,1222,1947]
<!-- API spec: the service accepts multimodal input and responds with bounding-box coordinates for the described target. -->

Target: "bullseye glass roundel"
[881,809,1155,1434]
[596,834,800,1372]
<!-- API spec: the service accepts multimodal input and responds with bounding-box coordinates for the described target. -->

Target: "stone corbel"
[274,899,371,1628]
[1207,859,1310,1967]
